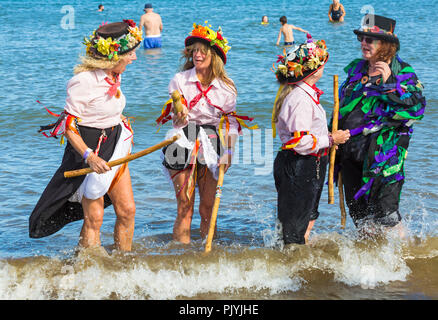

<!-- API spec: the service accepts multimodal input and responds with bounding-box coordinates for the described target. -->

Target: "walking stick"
[204,164,225,253]
[328,75,339,204]
[327,75,347,228]
[64,134,180,178]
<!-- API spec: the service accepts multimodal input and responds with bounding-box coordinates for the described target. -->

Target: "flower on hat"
[189,22,231,54]
[272,35,328,80]
[84,20,143,61]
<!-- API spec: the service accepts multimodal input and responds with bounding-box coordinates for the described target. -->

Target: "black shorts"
[162,123,223,171]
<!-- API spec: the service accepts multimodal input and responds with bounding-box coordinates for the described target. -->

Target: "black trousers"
[341,158,403,228]
[274,150,328,245]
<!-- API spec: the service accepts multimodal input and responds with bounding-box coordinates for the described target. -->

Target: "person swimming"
[328,0,346,22]
[261,15,269,25]
[276,16,308,46]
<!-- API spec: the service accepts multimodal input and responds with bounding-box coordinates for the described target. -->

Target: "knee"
[177,196,193,215]
[116,202,136,222]
[84,211,104,230]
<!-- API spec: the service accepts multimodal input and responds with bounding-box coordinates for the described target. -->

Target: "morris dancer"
[29,20,143,252]
[272,35,350,245]
[335,14,426,235]
[156,22,257,244]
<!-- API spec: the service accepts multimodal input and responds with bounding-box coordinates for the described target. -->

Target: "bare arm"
[139,15,145,31]
[219,134,238,173]
[328,4,333,21]
[159,16,163,32]
[292,25,308,34]
[341,4,346,17]
[276,29,282,46]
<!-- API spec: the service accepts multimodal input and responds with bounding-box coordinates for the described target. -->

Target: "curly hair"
[73,53,130,74]
[373,40,398,63]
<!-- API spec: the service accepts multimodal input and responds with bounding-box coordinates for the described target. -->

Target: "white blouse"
[64,69,126,129]
[276,82,330,155]
[168,67,240,136]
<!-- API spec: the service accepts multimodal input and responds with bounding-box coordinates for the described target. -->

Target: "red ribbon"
[190,81,255,136]
[105,75,121,97]
[303,81,324,104]
[189,82,215,110]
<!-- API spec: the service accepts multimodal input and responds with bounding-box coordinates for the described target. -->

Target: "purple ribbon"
[349,123,375,136]
[395,73,415,96]
[374,145,397,163]
[354,178,375,200]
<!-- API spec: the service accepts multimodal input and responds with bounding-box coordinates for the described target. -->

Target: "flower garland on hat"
[273,34,328,80]
[189,21,231,54]
[83,20,143,61]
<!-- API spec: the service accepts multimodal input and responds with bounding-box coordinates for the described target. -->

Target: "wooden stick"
[328,75,339,204]
[204,164,225,253]
[338,171,347,229]
[64,134,180,178]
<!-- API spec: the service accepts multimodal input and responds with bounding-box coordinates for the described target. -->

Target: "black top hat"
[353,14,399,46]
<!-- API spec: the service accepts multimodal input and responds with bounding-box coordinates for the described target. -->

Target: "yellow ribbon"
[218,112,259,147]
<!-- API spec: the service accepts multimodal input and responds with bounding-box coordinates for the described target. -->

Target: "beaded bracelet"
[83,148,93,163]
[328,134,335,147]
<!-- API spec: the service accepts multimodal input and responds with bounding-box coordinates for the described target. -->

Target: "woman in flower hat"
[272,35,350,245]
[156,22,257,244]
[29,20,143,252]
[334,14,426,235]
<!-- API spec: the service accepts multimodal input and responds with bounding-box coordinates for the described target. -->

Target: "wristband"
[83,148,93,163]
[328,134,335,147]
[224,149,233,155]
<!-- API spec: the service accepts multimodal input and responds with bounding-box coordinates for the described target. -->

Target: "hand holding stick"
[64,134,180,178]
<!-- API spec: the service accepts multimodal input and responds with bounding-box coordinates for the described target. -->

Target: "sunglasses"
[357,35,377,44]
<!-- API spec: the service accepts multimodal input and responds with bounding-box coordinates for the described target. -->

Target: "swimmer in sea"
[276,16,308,47]
[261,15,269,25]
[328,0,346,22]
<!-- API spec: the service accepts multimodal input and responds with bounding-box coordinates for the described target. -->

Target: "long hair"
[273,83,295,123]
[73,53,130,74]
[181,42,237,94]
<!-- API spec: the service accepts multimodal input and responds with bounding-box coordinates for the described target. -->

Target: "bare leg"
[197,167,217,239]
[304,219,315,244]
[108,166,136,251]
[79,196,104,248]
[386,221,408,240]
[170,168,196,244]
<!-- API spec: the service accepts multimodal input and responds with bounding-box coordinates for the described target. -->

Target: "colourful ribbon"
[104,75,121,98]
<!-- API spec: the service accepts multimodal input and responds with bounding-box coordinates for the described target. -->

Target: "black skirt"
[29,125,121,238]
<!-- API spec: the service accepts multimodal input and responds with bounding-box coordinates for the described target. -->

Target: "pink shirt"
[168,67,240,135]
[64,69,126,129]
[276,82,330,155]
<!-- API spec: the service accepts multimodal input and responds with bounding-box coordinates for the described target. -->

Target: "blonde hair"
[181,42,237,94]
[73,53,130,74]
[273,84,295,124]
